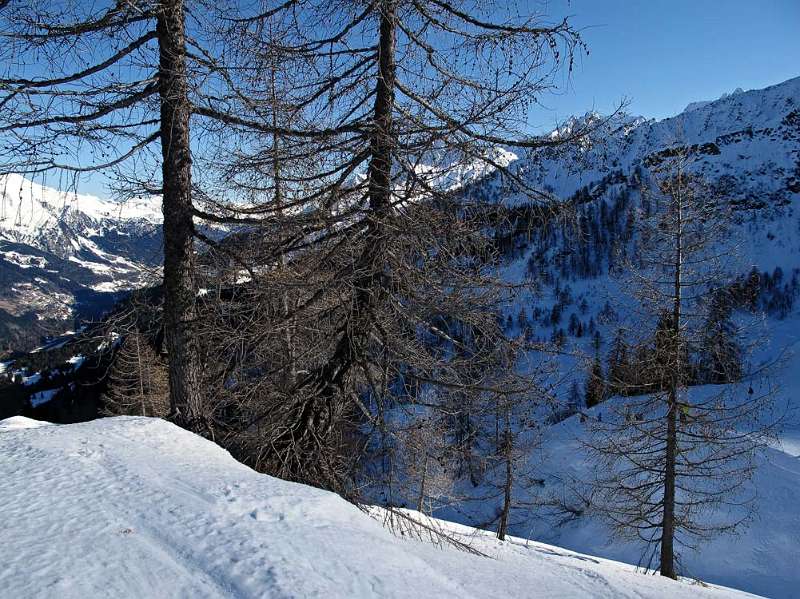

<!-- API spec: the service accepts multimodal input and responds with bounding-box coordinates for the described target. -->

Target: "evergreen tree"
[102,333,169,418]
[567,381,582,412]
[568,313,581,337]
[701,291,743,384]
[585,355,606,408]
[607,328,631,394]
[517,308,529,331]
[592,330,603,353]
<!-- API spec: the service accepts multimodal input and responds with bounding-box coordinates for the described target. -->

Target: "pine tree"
[608,328,631,395]
[103,333,169,418]
[567,381,582,413]
[701,290,743,384]
[585,356,606,408]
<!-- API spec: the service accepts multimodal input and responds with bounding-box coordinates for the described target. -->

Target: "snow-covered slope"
[420,76,800,598]
[516,313,800,598]
[0,416,758,599]
[528,390,800,599]
[513,76,800,205]
[347,76,800,597]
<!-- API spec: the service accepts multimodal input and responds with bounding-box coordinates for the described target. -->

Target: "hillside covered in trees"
[0,2,798,598]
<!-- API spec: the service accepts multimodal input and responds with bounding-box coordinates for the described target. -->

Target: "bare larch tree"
[182,0,598,489]
[585,152,779,578]
[0,0,312,431]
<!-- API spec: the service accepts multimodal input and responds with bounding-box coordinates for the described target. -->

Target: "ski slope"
[0,416,759,599]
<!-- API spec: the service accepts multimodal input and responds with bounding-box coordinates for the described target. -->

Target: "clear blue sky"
[22,0,800,197]
[529,0,800,128]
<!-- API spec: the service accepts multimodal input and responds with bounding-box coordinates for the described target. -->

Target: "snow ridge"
[0,416,759,599]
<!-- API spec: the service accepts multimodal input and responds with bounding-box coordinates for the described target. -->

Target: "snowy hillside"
[528,380,800,599]
[409,76,800,598]
[479,78,800,417]
[0,415,760,599]
[443,314,800,598]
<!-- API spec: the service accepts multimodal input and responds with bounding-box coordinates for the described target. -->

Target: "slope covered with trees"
[1,3,799,595]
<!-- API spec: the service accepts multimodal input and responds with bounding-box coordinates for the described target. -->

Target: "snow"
[0,75,797,599]
[0,173,162,242]
[29,388,59,408]
[443,188,800,597]
[683,87,746,113]
[0,416,53,431]
[407,75,800,599]
[0,416,758,599]
[22,372,41,386]
[91,280,130,292]
[520,387,800,599]
[1,250,48,269]
[497,75,800,206]
[67,355,85,371]
[415,147,519,192]
[68,255,113,273]
[0,172,160,329]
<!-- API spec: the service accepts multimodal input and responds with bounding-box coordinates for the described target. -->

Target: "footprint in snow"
[250,509,284,523]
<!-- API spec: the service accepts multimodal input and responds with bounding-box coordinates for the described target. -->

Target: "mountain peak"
[681,77,800,115]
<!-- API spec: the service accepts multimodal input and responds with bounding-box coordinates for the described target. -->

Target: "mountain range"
[2,76,800,598]
[3,77,798,353]
[0,174,162,350]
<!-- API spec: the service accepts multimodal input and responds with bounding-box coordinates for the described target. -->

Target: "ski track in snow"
[0,416,759,599]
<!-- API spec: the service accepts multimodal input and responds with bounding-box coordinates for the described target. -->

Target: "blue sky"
[529,0,800,128]
[11,1,799,197]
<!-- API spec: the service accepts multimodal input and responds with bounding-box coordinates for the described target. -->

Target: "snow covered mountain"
[0,415,759,599]
[1,76,799,596]
[515,76,800,206]
[407,76,800,598]
[487,76,800,388]
[2,76,797,353]
[0,173,162,349]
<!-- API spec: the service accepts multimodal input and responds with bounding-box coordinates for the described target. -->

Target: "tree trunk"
[497,412,513,541]
[304,0,397,407]
[661,182,683,579]
[135,334,146,416]
[156,0,203,429]
[367,0,396,216]
[263,1,398,483]
[267,53,297,391]
[417,456,428,513]
[661,391,678,578]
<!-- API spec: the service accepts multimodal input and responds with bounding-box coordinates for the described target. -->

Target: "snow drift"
[0,416,758,599]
